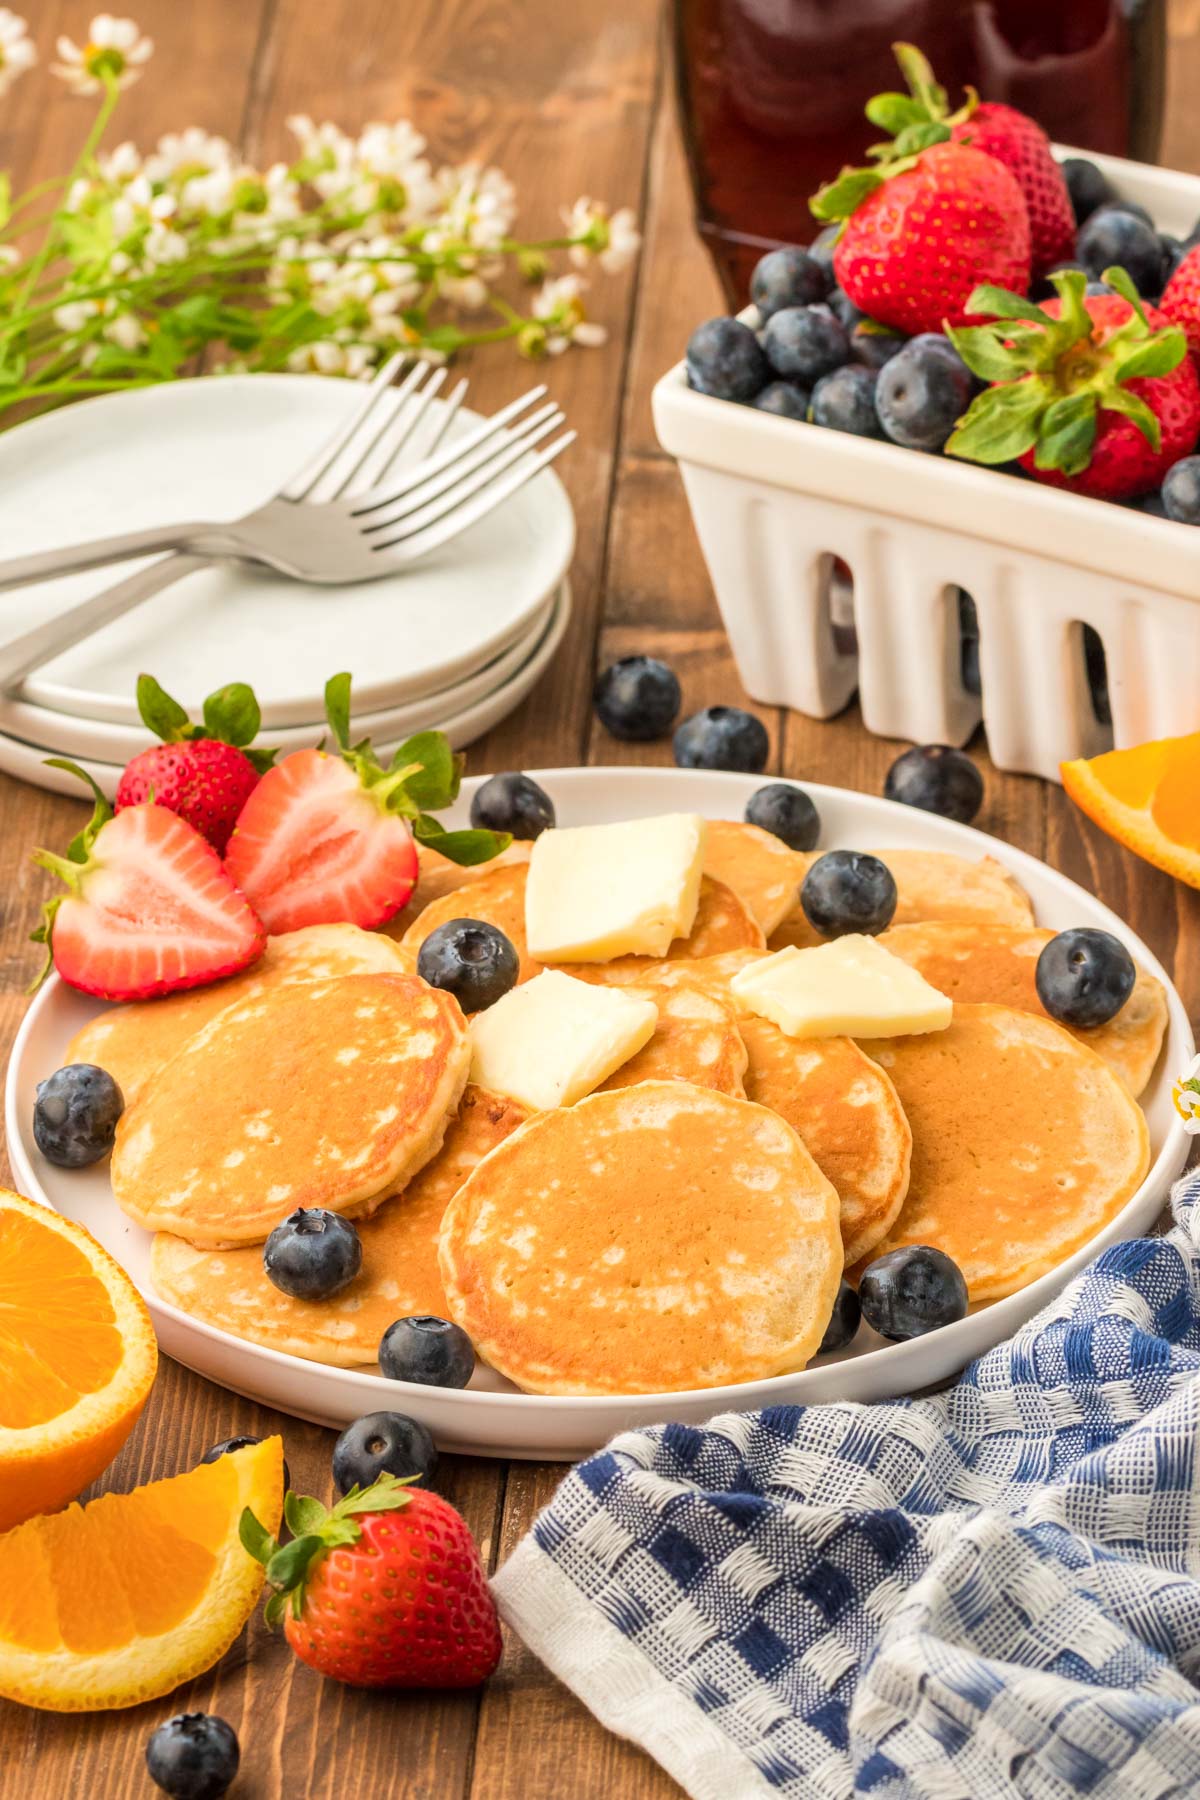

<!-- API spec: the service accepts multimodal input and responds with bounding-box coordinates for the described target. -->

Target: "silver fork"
[0,363,572,593]
[0,363,565,691]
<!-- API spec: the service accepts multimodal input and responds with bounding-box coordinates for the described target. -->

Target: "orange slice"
[0,1436,284,1710]
[1062,732,1200,889]
[0,1191,158,1532]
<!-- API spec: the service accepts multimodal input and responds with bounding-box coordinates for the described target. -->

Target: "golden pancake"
[880,923,1168,1098]
[770,850,1035,949]
[439,1082,843,1395]
[402,862,545,982]
[66,924,411,1106]
[565,951,906,1262]
[737,1016,911,1266]
[703,820,807,937]
[855,1003,1150,1302]
[112,972,470,1247]
[381,839,533,940]
[150,1086,527,1366]
[402,866,763,983]
[597,981,748,1097]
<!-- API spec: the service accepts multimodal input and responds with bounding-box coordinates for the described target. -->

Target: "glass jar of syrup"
[675,0,1168,304]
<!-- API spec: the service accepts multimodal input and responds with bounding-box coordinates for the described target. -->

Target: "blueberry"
[752,380,811,419]
[1140,487,1170,519]
[1095,198,1155,228]
[200,1435,290,1495]
[1059,156,1114,225]
[750,246,831,320]
[1159,233,1186,288]
[673,705,769,773]
[1162,456,1200,524]
[827,287,866,330]
[1076,207,1163,294]
[332,1409,438,1494]
[379,1315,475,1389]
[884,744,984,825]
[745,781,820,852]
[818,1279,861,1354]
[33,1063,123,1168]
[1035,927,1135,1028]
[686,316,769,401]
[858,1246,969,1341]
[849,327,906,371]
[593,654,682,740]
[809,224,840,277]
[417,918,520,1012]
[470,771,555,839]
[810,364,882,437]
[1085,278,1115,297]
[876,337,972,452]
[800,850,896,938]
[262,1209,362,1301]
[146,1714,239,1800]
[761,305,849,385]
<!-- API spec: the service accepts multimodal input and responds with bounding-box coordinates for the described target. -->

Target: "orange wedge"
[0,1436,284,1710]
[0,1191,158,1531]
[1062,732,1200,889]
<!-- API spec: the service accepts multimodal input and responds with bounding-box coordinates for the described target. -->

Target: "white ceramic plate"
[0,376,575,728]
[7,767,1191,1459]
[0,588,560,766]
[0,584,571,800]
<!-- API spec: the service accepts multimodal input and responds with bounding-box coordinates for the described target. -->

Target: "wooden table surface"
[5,3,1200,1795]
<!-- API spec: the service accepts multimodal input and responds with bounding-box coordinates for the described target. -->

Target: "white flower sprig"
[52,14,152,95]
[1172,1054,1200,1134]
[0,15,640,420]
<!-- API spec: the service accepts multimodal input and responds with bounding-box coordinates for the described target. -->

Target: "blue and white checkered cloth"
[493,1170,1200,1800]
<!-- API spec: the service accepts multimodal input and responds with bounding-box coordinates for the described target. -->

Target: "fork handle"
[0,552,203,691]
[0,522,235,593]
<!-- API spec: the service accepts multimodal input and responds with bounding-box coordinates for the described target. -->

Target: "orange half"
[0,1191,158,1531]
[0,1437,284,1710]
[1062,732,1200,889]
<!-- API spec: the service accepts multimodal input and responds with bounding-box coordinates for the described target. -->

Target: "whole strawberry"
[945,267,1199,501]
[950,101,1075,277]
[116,675,274,854]
[240,1473,502,1689]
[847,44,1072,279]
[1161,244,1200,364]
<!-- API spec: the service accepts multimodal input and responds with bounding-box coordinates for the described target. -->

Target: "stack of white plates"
[0,376,576,799]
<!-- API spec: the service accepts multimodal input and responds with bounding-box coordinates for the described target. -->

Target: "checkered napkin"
[493,1171,1200,1800]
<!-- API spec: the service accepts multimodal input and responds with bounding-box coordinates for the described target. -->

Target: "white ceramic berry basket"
[653,147,1200,783]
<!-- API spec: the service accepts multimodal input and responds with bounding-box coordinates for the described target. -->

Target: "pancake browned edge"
[855,1002,1150,1302]
[880,921,1168,1097]
[66,923,413,1106]
[112,972,470,1248]
[150,1086,527,1366]
[403,865,764,983]
[771,849,1035,949]
[439,1081,843,1396]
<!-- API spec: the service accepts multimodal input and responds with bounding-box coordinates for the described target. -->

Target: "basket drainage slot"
[1081,623,1111,728]
[826,555,857,659]
[957,588,981,698]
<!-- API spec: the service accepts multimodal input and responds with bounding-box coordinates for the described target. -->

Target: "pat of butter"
[525,814,706,962]
[469,970,658,1111]
[729,935,952,1039]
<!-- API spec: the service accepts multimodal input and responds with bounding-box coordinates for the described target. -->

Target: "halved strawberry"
[32,765,266,1000]
[224,675,509,934]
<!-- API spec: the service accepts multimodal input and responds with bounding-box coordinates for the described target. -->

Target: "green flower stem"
[11,75,121,328]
